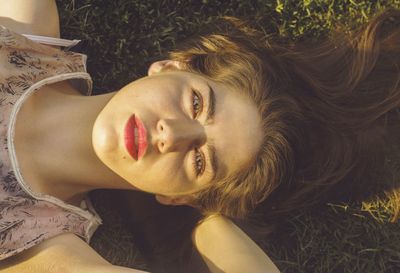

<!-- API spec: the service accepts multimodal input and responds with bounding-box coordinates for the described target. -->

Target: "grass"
[57,1,400,272]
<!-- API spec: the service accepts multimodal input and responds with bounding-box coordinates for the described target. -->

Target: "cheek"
[149,92,182,116]
[134,81,183,109]
[138,154,193,191]
[147,153,187,179]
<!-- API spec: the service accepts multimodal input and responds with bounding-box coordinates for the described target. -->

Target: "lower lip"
[124,114,148,160]
[124,115,137,160]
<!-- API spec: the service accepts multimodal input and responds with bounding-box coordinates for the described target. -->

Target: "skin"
[1,2,283,273]
[16,60,263,207]
[92,61,263,205]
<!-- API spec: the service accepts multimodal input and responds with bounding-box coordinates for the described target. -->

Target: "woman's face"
[92,61,263,204]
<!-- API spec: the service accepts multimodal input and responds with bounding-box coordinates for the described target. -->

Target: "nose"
[155,118,205,153]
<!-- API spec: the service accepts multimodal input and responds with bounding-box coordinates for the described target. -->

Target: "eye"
[192,148,205,177]
[191,89,203,119]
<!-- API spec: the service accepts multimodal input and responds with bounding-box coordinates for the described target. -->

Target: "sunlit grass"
[57,1,400,272]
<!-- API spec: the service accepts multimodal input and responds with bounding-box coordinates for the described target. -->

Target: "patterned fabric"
[0,25,102,260]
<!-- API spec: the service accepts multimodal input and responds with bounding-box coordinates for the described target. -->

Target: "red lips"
[124,114,148,160]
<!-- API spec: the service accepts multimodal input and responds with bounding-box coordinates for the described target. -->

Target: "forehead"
[208,78,263,181]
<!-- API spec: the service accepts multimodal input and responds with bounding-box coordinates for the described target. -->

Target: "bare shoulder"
[0,233,106,273]
[0,0,60,37]
[193,214,233,235]
[0,233,150,273]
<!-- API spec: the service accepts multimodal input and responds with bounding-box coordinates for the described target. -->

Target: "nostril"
[157,120,164,132]
[159,141,165,152]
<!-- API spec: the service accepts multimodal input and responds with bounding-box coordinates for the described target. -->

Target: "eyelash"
[193,148,206,177]
[191,89,203,119]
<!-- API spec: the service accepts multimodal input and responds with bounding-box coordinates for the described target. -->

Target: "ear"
[155,194,196,207]
[147,60,184,76]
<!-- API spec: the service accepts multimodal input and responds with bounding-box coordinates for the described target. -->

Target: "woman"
[0,1,278,273]
[108,5,400,271]
[117,5,400,271]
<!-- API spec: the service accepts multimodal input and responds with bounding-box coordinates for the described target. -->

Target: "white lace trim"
[7,72,102,242]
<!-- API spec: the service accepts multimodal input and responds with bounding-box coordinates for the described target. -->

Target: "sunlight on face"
[92,67,263,200]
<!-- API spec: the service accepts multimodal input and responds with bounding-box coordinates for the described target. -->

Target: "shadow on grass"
[89,121,400,273]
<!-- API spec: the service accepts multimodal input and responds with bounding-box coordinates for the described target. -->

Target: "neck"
[26,81,135,205]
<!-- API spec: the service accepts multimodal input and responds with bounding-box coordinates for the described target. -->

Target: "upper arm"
[192,215,281,273]
[0,233,150,273]
[0,0,60,37]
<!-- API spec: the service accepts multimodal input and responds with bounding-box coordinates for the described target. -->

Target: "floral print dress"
[0,25,102,260]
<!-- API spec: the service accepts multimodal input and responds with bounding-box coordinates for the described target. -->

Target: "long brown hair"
[116,8,400,273]
[169,8,400,224]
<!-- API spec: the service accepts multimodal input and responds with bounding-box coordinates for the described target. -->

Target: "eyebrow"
[205,83,216,125]
[206,140,218,182]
